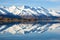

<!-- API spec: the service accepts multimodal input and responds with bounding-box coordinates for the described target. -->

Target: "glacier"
[0,5,60,35]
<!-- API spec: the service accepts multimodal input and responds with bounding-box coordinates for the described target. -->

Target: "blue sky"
[0,0,60,10]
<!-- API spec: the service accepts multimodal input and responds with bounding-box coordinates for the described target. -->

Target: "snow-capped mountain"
[0,5,60,18]
[0,5,60,35]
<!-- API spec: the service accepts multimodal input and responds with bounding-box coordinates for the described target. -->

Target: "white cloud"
[48,6,60,12]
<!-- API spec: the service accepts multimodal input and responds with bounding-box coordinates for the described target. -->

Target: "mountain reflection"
[0,15,60,33]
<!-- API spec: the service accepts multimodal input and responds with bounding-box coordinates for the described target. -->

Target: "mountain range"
[0,5,60,35]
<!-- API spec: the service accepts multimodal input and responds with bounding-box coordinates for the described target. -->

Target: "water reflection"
[0,15,60,34]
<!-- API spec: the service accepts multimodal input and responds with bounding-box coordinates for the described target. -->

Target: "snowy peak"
[0,5,60,16]
[8,6,16,11]
[22,5,30,9]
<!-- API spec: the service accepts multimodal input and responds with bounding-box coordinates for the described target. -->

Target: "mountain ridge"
[0,5,60,35]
